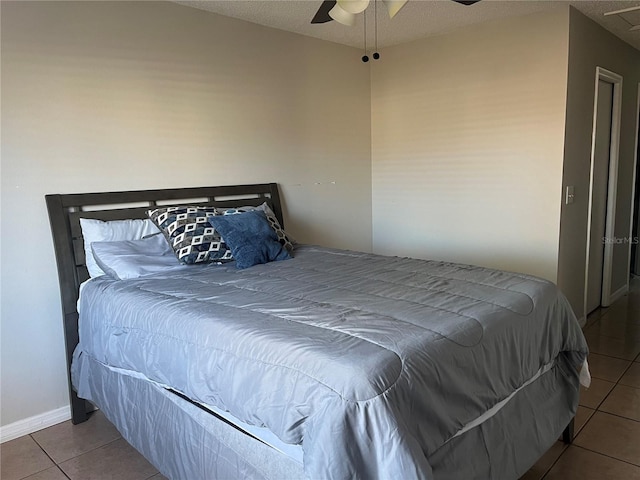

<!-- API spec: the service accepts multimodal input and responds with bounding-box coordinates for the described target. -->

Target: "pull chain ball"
[362,53,380,63]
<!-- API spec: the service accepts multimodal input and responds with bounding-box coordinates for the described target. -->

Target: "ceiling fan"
[311,0,482,25]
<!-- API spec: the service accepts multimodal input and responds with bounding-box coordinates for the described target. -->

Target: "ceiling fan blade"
[451,0,481,5]
[311,0,337,23]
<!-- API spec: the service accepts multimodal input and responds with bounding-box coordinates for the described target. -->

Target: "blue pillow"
[208,210,291,269]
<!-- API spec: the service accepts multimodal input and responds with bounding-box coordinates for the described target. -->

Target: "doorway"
[631,83,640,277]
[585,68,623,316]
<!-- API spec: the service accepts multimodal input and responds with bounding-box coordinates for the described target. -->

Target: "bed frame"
[46,182,576,479]
[46,183,284,425]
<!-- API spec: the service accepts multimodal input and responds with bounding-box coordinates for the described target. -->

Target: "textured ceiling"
[174,0,640,52]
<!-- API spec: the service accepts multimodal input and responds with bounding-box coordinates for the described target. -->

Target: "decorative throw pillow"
[208,210,291,269]
[147,206,232,264]
[217,202,294,251]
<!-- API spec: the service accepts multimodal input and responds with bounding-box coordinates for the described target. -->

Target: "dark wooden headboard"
[45,183,284,424]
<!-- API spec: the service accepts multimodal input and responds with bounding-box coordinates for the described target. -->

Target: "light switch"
[565,186,575,205]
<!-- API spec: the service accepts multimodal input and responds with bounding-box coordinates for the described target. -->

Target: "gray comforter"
[75,245,588,480]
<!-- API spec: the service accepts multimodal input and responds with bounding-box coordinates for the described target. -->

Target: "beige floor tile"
[584,332,640,360]
[585,308,606,328]
[601,302,640,325]
[621,362,640,388]
[574,406,595,434]
[585,353,631,382]
[23,466,68,480]
[585,317,640,341]
[519,440,566,480]
[579,377,615,409]
[574,412,640,466]
[599,384,640,421]
[147,474,169,479]
[0,435,55,480]
[31,410,120,463]
[544,445,640,480]
[59,438,157,480]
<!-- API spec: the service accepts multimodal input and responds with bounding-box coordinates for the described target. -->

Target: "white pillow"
[79,218,160,277]
[91,235,183,280]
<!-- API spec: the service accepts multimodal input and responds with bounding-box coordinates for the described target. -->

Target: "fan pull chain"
[373,0,380,59]
[362,8,369,62]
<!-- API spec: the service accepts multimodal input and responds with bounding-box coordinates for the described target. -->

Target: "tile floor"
[0,410,167,480]
[2,279,639,480]
[522,276,640,480]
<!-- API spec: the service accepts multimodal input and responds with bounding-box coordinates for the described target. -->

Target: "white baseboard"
[1,406,71,443]
[608,284,629,305]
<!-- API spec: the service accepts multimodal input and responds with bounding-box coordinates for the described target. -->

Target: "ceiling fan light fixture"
[336,0,370,14]
[329,3,357,25]
[382,0,408,19]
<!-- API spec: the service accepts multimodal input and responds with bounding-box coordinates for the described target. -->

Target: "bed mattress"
[74,245,588,480]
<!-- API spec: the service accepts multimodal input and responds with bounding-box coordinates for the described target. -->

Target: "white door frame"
[630,82,640,278]
[584,67,623,317]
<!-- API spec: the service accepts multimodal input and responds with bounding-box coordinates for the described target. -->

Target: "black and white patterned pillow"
[147,206,233,264]
[217,202,294,251]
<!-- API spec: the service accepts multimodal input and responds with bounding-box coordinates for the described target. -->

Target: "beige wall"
[371,9,570,281]
[0,1,371,427]
[558,8,640,319]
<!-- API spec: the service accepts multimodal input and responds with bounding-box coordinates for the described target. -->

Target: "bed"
[46,182,589,480]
